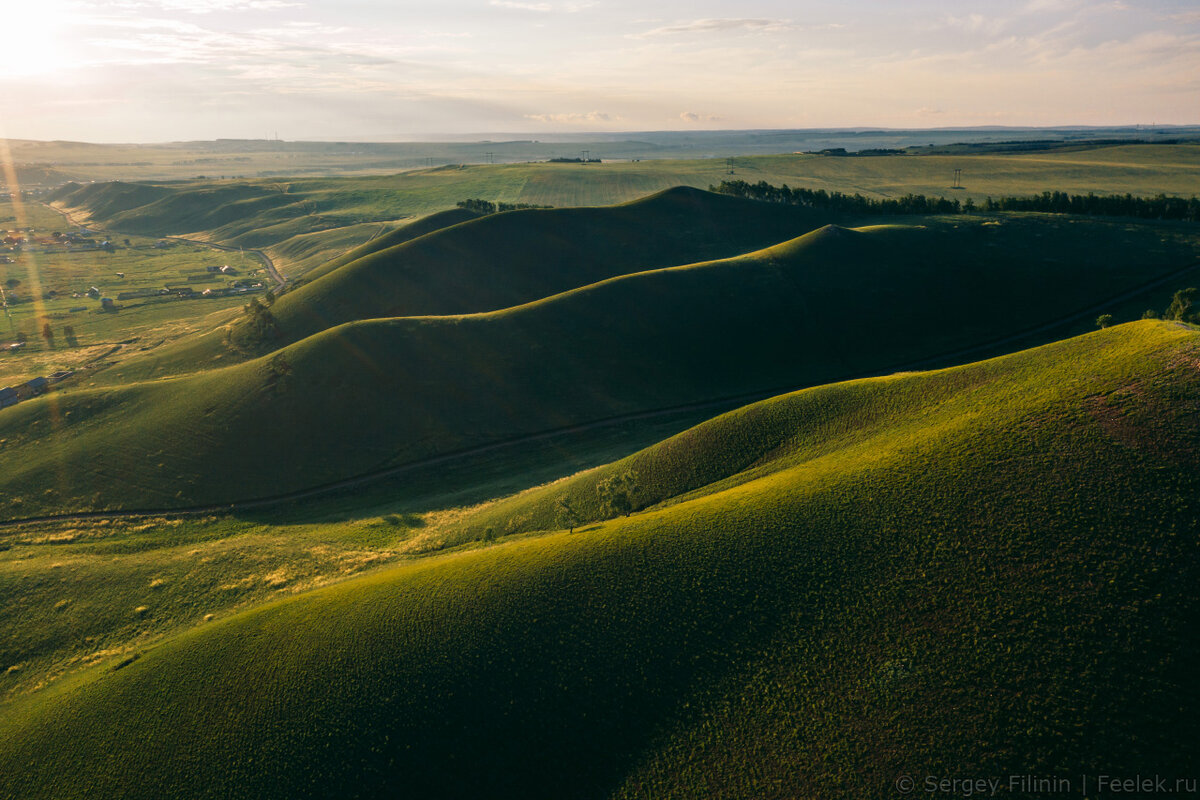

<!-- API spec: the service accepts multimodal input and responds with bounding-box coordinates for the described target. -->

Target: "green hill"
[262,186,837,344]
[295,206,484,282]
[1,321,1196,799]
[2,212,1199,519]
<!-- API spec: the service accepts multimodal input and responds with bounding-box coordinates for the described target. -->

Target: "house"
[15,377,48,400]
[219,265,238,275]
[100,297,116,311]
[86,286,100,299]
[0,387,17,408]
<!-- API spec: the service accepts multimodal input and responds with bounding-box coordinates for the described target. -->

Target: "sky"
[0,0,1197,141]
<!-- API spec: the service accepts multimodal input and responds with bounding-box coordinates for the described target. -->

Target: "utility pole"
[726,157,735,175]
[952,168,963,189]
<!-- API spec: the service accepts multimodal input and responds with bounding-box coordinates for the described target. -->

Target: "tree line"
[709,180,1200,222]
[456,199,553,215]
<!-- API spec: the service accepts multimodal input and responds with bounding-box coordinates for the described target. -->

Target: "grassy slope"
[89,187,833,383]
[0,321,1196,799]
[2,215,1198,519]
[293,206,483,282]
[265,186,838,344]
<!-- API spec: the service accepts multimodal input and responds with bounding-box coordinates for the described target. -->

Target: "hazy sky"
[1,0,1197,141]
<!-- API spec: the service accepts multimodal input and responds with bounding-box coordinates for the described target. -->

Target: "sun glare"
[0,4,70,77]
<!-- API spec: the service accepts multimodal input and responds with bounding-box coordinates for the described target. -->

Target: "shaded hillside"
[1,219,1197,519]
[297,206,484,283]
[262,186,839,344]
[1,322,1196,799]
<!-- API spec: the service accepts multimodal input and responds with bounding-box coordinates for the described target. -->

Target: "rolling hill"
[1,320,1196,799]
[3,211,1199,519]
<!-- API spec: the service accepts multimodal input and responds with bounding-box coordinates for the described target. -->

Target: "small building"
[100,297,116,311]
[0,387,17,408]
[68,306,87,312]
[86,286,101,299]
[219,265,238,275]
[49,370,75,383]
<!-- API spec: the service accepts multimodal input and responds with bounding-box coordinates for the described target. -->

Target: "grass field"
[2,198,1198,519]
[0,320,1195,799]
[48,144,1200,278]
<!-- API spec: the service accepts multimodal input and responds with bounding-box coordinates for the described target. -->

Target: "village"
[1,222,268,403]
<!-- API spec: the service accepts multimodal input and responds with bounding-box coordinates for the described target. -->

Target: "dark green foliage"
[456,198,497,214]
[556,497,581,532]
[597,470,638,518]
[231,297,279,347]
[1143,309,1160,319]
[713,179,1200,221]
[1096,313,1114,328]
[1166,287,1197,321]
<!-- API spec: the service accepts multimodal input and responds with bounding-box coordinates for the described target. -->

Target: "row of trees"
[710,180,1200,222]
[456,199,553,215]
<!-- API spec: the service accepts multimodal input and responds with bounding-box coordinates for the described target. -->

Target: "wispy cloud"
[679,111,720,122]
[525,110,614,123]
[488,0,594,11]
[634,18,793,38]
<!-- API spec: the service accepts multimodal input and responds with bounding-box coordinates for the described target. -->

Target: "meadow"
[2,191,1198,521]
[0,320,1195,799]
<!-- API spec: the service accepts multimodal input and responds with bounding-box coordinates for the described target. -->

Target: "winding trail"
[1,258,1197,531]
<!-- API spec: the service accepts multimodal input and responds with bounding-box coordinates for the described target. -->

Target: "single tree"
[1166,288,1197,321]
[557,497,582,533]
[1142,309,1159,320]
[41,322,54,346]
[5,278,18,290]
[597,471,639,518]
[63,325,78,347]
[1095,314,1114,329]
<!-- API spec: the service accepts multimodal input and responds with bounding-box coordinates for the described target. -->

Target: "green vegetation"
[3,201,1198,519]
[46,144,1200,282]
[0,321,1195,799]
[713,179,1200,221]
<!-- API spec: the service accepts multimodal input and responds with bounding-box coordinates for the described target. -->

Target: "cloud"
[490,0,551,10]
[1170,11,1200,25]
[915,107,945,116]
[635,18,792,38]
[943,14,1005,34]
[679,111,721,123]
[126,0,304,11]
[524,111,614,124]
[488,0,595,11]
